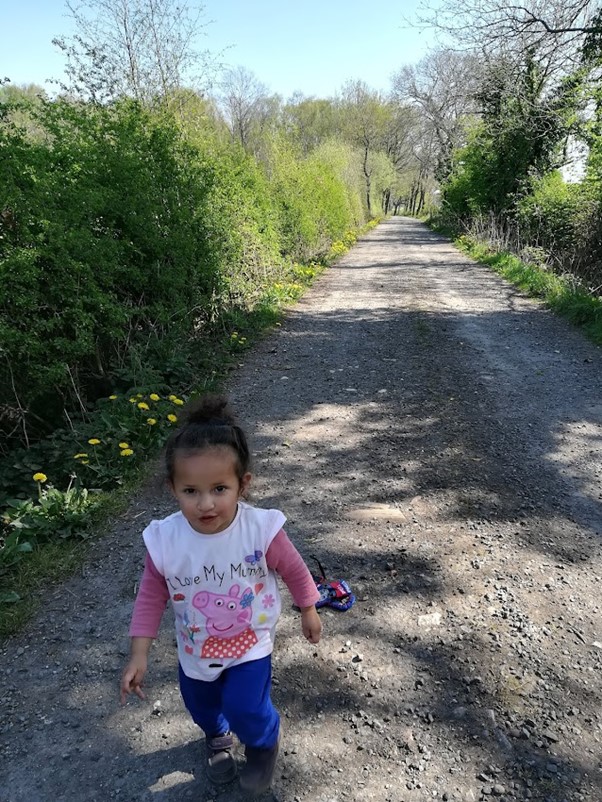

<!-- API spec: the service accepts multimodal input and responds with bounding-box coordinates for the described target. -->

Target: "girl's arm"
[121,552,169,703]
[129,551,170,636]
[266,530,322,644]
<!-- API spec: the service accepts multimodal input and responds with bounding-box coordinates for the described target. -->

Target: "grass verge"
[0,485,131,640]
[430,221,602,346]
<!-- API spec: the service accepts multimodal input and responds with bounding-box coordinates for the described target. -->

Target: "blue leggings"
[179,656,279,749]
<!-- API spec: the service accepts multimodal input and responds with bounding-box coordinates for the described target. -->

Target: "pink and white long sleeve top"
[129,502,319,681]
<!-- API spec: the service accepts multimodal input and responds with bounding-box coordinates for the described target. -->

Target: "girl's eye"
[215,485,226,493]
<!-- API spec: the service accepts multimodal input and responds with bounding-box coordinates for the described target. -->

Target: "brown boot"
[239,732,280,794]
[206,731,237,784]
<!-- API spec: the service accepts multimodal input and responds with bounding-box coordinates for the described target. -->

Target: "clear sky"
[1,1,437,99]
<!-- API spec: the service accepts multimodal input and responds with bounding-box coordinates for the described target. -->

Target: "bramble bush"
[515,172,601,286]
[1,96,372,457]
[199,138,284,308]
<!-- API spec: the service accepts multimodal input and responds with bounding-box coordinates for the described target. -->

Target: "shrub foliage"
[0,90,380,593]
[0,96,371,452]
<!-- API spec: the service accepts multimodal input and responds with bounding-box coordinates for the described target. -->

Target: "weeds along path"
[1,216,601,802]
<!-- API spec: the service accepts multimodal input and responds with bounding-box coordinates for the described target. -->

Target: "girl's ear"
[239,472,252,499]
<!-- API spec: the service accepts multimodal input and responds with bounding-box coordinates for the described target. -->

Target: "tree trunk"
[363,145,372,216]
[382,188,391,214]
[416,185,425,216]
[409,182,418,216]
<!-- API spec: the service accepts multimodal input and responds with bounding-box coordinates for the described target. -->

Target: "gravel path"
[1,216,601,802]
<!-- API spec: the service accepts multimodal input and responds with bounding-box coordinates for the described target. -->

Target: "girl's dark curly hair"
[164,395,250,482]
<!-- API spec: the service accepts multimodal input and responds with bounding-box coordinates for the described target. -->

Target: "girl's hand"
[120,654,148,704]
[120,636,153,704]
[300,606,322,644]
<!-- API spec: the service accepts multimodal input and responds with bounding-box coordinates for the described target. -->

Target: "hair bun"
[185,394,236,426]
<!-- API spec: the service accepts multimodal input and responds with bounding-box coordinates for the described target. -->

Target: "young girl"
[120,395,322,794]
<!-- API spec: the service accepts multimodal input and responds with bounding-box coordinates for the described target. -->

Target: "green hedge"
[0,96,370,456]
[0,99,215,445]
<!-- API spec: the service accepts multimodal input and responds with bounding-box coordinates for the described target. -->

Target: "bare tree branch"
[53,0,214,103]
[217,66,272,150]
[413,0,601,75]
[392,49,481,179]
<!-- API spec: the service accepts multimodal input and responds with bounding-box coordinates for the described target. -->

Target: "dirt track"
[1,216,601,802]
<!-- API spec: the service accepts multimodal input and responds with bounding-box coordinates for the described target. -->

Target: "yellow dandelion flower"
[136,393,143,398]
[118,442,130,449]
[168,394,177,402]
[149,393,160,401]
[81,459,90,465]
[88,438,101,445]
[120,448,134,457]
[147,418,157,425]
[73,453,88,459]
[137,402,150,411]
[32,472,47,483]
[167,413,178,423]
[129,397,137,403]
[109,394,117,400]
[172,398,184,406]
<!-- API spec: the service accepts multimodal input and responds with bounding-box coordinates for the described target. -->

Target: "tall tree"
[340,81,393,215]
[217,66,279,152]
[282,95,342,155]
[53,0,213,103]
[0,83,48,140]
[442,55,575,217]
[392,49,480,180]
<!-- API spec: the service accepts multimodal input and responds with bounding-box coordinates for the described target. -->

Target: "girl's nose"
[196,493,214,511]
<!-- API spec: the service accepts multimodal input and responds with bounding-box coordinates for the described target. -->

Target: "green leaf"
[0,591,21,604]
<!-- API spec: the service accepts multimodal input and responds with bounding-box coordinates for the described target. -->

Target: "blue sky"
[1,1,437,99]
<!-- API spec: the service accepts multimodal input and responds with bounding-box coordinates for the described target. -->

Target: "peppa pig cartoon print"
[192,584,258,659]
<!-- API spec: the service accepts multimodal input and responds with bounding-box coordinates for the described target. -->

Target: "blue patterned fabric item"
[310,556,356,612]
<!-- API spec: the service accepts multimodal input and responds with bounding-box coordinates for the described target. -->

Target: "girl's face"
[169,447,250,535]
